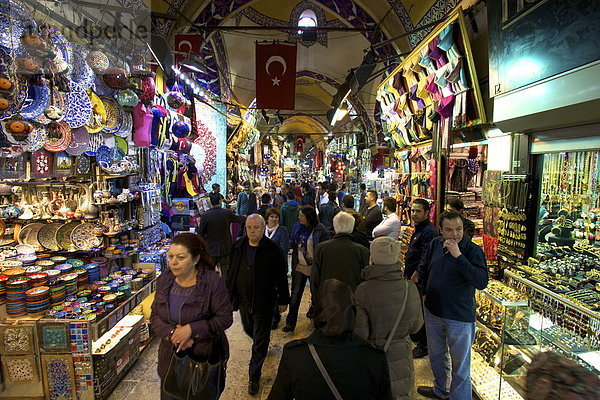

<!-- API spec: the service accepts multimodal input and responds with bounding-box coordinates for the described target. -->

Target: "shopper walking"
[354,237,424,400]
[358,183,368,215]
[283,205,330,333]
[151,233,233,400]
[417,211,488,400]
[256,193,271,218]
[236,182,251,216]
[268,278,393,400]
[228,214,290,396]
[406,198,438,359]
[311,211,370,296]
[264,207,290,330]
[280,191,300,236]
[362,190,383,238]
[372,197,402,239]
[318,190,340,235]
[198,195,245,283]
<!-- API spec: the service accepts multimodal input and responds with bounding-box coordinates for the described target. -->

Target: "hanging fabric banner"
[174,34,202,70]
[255,43,297,110]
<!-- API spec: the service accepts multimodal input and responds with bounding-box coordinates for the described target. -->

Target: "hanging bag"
[384,280,409,352]
[162,320,227,400]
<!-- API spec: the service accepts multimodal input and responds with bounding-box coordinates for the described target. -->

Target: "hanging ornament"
[4,119,33,141]
[172,120,190,138]
[295,135,305,154]
[139,76,155,101]
[87,51,109,73]
[102,67,129,89]
[116,89,139,108]
[166,91,188,109]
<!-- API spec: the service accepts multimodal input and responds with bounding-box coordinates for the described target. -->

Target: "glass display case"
[473,275,600,400]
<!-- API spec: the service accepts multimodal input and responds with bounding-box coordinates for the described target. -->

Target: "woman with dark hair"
[283,205,330,332]
[265,207,290,329]
[268,279,393,400]
[151,233,233,399]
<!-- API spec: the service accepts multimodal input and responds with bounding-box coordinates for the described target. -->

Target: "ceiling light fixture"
[179,57,207,73]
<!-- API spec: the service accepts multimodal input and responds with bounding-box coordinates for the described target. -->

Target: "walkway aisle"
[108,289,437,399]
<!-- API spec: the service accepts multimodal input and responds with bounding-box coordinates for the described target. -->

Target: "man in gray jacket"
[311,212,370,297]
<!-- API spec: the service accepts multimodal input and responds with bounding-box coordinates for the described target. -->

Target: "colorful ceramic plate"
[37,223,62,251]
[95,145,114,165]
[18,222,45,250]
[43,122,72,153]
[85,91,106,133]
[71,223,102,251]
[115,137,128,156]
[84,131,103,156]
[64,81,92,128]
[15,244,35,255]
[0,1,35,50]
[22,122,48,153]
[66,126,90,156]
[20,82,50,119]
[71,43,94,89]
[94,75,115,97]
[55,222,80,251]
[114,111,132,138]
[47,27,73,73]
[100,97,120,135]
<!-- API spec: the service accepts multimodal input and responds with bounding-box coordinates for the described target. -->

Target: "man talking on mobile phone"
[416,210,488,400]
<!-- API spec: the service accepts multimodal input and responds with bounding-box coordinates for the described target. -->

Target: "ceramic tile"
[42,355,77,400]
[2,355,38,384]
[0,324,35,354]
[39,323,70,352]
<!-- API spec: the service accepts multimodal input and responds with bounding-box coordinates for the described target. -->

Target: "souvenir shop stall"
[226,121,259,190]
[376,5,486,234]
[465,1,600,398]
[0,1,176,398]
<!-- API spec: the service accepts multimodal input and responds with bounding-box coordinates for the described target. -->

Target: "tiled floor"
[108,289,446,400]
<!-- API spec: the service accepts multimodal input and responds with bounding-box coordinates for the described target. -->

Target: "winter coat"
[290,222,330,272]
[354,263,424,400]
[267,330,393,400]
[236,191,249,215]
[280,200,300,235]
[228,236,291,314]
[318,201,340,233]
[150,268,233,379]
[311,233,370,296]
[363,205,383,238]
[198,206,245,257]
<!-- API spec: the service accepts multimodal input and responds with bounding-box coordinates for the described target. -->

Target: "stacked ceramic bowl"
[0,274,7,304]
[6,277,29,316]
[85,263,99,282]
[25,286,50,315]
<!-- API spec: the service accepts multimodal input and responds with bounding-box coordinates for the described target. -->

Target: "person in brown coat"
[354,237,424,400]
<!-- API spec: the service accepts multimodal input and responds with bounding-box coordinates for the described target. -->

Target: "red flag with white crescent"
[256,43,297,110]
[174,34,202,71]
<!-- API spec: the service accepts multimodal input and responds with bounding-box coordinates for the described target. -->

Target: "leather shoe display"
[417,386,446,399]
[248,380,259,396]
[282,325,295,333]
[412,346,428,358]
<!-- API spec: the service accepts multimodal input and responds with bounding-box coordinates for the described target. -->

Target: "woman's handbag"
[162,320,227,400]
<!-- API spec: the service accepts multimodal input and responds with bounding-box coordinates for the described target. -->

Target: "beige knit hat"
[370,236,402,265]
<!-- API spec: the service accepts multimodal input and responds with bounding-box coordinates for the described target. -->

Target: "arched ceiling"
[152,0,463,144]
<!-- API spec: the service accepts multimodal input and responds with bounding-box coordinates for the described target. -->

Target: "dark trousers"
[239,307,273,382]
[411,286,428,351]
[214,254,230,284]
[286,270,309,328]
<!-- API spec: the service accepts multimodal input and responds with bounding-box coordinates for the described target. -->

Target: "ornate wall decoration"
[2,355,38,384]
[41,354,77,400]
[0,323,35,354]
[410,0,461,47]
[38,322,70,353]
[192,101,227,191]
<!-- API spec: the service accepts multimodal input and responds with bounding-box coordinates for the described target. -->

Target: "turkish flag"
[256,43,297,110]
[174,34,202,71]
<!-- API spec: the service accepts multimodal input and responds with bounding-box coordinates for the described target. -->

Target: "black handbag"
[162,320,227,400]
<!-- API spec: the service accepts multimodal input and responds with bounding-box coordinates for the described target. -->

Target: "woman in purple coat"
[151,233,233,399]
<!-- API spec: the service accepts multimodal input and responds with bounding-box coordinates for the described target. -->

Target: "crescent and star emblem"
[265,56,287,86]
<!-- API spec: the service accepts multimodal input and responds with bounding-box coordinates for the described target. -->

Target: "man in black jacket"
[228,214,290,396]
[447,198,476,240]
[198,194,245,282]
[407,198,438,359]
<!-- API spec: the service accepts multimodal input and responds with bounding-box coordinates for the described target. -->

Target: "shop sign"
[488,0,600,97]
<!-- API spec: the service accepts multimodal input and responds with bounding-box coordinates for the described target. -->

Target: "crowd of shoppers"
[151,178,490,399]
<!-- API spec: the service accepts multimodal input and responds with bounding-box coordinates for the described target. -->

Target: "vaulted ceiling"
[151,0,464,146]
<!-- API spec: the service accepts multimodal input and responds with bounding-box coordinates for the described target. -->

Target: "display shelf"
[98,173,138,179]
[471,351,524,400]
[478,288,529,307]
[90,278,156,340]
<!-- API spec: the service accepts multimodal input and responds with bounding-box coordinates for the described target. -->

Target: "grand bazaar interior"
[0,0,598,399]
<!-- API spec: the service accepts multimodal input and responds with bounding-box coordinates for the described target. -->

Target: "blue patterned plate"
[71,43,94,89]
[47,28,72,76]
[20,81,50,119]
[0,1,35,50]
[84,131,103,156]
[95,145,113,165]
[64,81,92,128]
[94,76,115,97]
[0,46,12,73]
[22,122,47,152]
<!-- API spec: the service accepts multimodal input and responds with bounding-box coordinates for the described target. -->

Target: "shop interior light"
[179,57,208,74]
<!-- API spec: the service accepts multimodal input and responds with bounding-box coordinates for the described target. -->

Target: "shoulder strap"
[308,343,343,400]
[384,280,409,352]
